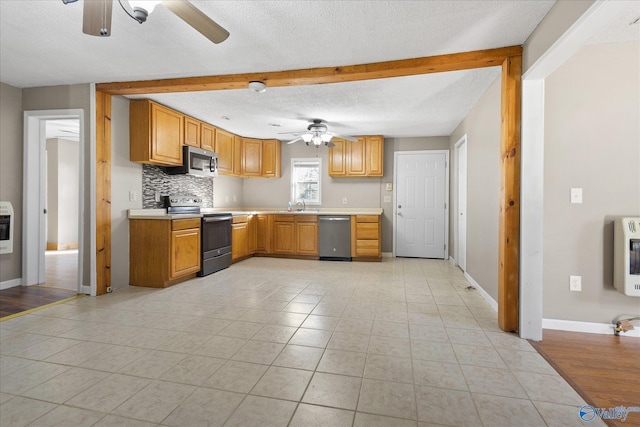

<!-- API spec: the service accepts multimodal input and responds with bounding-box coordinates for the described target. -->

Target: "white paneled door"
[395,151,448,259]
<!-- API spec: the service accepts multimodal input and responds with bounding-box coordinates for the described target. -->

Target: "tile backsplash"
[142,165,214,208]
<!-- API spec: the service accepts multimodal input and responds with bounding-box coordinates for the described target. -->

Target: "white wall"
[449,76,501,301]
[111,95,142,289]
[543,41,640,323]
[46,137,79,249]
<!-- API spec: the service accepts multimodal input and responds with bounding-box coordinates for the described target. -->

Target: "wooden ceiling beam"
[96,45,522,95]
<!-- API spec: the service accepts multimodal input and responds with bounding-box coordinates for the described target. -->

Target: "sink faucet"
[295,199,306,212]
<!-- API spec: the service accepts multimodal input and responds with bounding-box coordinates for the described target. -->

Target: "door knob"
[397,205,402,208]
[397,212,404,217]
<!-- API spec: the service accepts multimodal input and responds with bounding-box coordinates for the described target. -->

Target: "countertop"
[128,207,383,220]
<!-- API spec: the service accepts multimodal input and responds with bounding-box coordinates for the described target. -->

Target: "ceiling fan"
[62,0,230,44]
[282,120,358,148]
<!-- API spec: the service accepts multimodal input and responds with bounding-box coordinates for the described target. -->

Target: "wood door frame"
[392,150,450,260]
[95,46,522,331]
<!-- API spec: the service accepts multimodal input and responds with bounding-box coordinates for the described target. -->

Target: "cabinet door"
[232,222,249,261]
[215,128,234,174]
[170,228,200,278]
[273,220,295,254]
[242,138,262,177]
[256,214,269,253]
[151,102,184,165]
[346,137,366,176]
[248,215,257,254]
[366,136,384,176]
[233,136,243,176]
[201,123,215,151]
[184,116,200,147]
[328,138,346,176]
[296,221,318,255]
[262,139,281,177]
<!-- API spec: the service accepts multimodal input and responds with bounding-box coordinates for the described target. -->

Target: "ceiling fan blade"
[335,134,358,142]
[162,0,230,44]
[82,0,112,37]
[287,137,303,145]
[326,141,336,148]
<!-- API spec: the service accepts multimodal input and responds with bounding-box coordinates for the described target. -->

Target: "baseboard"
[463,272,498,312]
[0,278,22,290]
[542,318,640,338]
[449,256,456,265]
[382,252,393,258]
[46,243,78,251]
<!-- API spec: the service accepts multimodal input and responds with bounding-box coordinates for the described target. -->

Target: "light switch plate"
[129,190,137,202]
[386,183,393,191]
[383,196,391,203]
[570,188,582,204]
[342,197,348,205]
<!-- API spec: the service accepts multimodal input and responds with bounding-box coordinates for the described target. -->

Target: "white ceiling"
[2,1,637,141]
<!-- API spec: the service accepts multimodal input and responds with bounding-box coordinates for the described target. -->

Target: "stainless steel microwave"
[165,146,218,177]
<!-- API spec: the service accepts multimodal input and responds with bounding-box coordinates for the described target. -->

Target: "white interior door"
[394,151,448,259]
[456,137,467,271]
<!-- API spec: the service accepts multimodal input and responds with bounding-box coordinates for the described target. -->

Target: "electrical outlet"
[154,191,161,203]
[225,195,229,202]
[233,195,237,202]
[342,197,348,205]
[569,275,582,291]
[129,190,137,202]
[570,188,582,204]
[383,196,391,203]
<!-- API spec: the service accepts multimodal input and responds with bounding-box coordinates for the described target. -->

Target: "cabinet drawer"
[232,215,248,224]
[356,215,379,223]
[356,223,379,240]
[296,215,318,223]
[275,214,295,222]
[172,218,201,230]
[356,239,380,256]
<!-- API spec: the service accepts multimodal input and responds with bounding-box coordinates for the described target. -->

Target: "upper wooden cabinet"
[214,128,236,175]
[328,136,384,177]
[262,139,281,178]
[184,116,200,147]
[242,138,263,177]
[130,100,184,166]
[200,123,215,151]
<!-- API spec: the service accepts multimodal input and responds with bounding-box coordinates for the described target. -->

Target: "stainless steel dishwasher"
[319,216,351,261]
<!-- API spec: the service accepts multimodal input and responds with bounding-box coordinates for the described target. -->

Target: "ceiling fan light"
[311,135,322,146]
[128,0,161,14]
[321,133,333,142]
[301,133,313,143]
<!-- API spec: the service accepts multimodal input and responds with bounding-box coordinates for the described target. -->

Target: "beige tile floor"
[0,257,604,426]
[44,250,78,291]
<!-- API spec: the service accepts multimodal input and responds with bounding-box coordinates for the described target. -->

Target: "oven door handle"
[203,215,233,222]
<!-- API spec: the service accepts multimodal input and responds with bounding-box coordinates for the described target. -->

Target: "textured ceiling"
[4,0,633,140]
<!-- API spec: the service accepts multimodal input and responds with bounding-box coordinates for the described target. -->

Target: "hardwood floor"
[531,329,640,427]
[0,286,78,318]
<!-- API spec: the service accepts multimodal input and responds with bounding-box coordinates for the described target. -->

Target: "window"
[291,158,321,205]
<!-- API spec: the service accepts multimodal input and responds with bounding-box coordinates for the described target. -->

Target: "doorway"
[455,135,467,271]
[23,110,90,296]
[393,150,449,259]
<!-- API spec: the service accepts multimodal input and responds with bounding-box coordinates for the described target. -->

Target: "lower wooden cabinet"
[273,215,296,254]
[272,215,318,256]
[130,218,201,287]
[232,216,249,262]
[255,214,270,253]
[352,215,382,260]
[296,216,318,256]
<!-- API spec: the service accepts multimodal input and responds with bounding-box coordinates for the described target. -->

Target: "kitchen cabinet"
[351,215,381,260]
[215,128,236,175]
[200,122,215,151]
[273,215,296,254]
[295,216,318,256]
[129,218,200,287]
[248,215,258,254]
[328,135,384,177]
[232,215,249,262]
[262,139,281,177]
[328,138,347,176]
[242,138,263,177]
[130,100,184,166]
[184,116,200,147]
[255,214,271,254]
